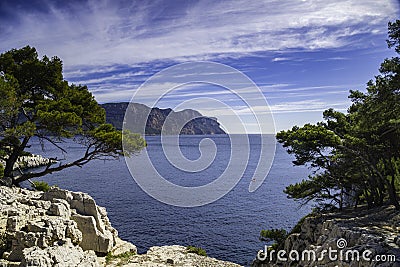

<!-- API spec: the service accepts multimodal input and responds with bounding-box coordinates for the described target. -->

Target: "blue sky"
[0,0,399,133]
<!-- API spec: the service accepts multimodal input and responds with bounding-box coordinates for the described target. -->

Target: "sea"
[23,134,312,266]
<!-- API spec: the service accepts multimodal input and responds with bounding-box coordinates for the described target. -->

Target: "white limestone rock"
[252,206,400,267]
[21,240,99,267]
[0,185,118,265]
[71,214,113,253]
[111,237,137,256]
[0,154,56,171]
[104,245,243,267]
[0,185,242,267]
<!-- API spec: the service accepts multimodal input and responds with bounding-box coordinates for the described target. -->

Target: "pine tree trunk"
[388,176,400,210]
[3,137,30,185]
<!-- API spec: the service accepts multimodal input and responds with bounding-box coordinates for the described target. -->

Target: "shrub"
[290,211,321,235]
[105,251,136,266]
[32,181,51,192]
[260,228,288,251]
[187,246,207,256]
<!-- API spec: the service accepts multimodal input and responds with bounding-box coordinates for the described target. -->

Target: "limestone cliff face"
[0,186,134,266]
[101,102,226,135]
[252,206,400,267]
[0,186,241,267]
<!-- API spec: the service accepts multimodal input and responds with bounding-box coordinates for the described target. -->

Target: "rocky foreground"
[252,206,400,267]
[0,186,241,267]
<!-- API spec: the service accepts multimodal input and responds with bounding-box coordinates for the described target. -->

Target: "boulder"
[6,217,83,262]
[111,237,138,256]
[47,199,71,218]
[71,214,113,253]
[0,185,120,265]
[21,240,99,267]
[42,187,117,252]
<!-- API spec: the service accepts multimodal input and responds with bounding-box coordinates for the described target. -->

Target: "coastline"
[0,154,56,171]
[0,185,242,267]
[252,206,400,266]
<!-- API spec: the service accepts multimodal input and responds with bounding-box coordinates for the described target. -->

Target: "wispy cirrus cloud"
[0,0,398,67]
[1,0,398,131]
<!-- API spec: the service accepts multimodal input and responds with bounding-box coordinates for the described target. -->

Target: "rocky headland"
[252,206,400,267]
[0,186,241,267]
[101,102,226,135]
[0,155,56,171]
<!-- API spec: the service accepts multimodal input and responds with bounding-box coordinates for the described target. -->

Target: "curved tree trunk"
[387,177,400,210]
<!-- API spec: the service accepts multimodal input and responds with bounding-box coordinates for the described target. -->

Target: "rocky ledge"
[0,186,241,267]
[0,154,56,170]
[252,206,400,267]
[104,245,241,267]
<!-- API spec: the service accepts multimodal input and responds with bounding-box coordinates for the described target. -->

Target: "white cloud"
[70,70,148,85]
[268,99,349,113]
[272,57,290,62]
[0,0,397,67]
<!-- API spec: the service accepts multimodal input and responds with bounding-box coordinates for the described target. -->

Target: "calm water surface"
[24,135,311,266]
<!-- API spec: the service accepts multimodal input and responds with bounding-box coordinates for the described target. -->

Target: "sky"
[0,0,399,133]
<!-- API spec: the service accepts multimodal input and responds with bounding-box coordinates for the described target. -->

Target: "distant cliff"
[101,102,226,135]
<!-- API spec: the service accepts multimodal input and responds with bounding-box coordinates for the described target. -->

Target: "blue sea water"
[24,135,311,266]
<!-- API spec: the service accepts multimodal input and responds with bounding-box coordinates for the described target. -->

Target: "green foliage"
[276,123,340,168]
[277,20,400,210]
[259,213,319,260]
[122,130,147,156]
[0,46,146,185]
[260,229,288,250]
[289,212,320,235]
[20,151,32,157]
[284,174,340,209]
[31,181,51,192]
[186,246,207,256]
[378,157,400,194]
[388,20,400,53]
[0,74,20,127]
[105,251,136,266]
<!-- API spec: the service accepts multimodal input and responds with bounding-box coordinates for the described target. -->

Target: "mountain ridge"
[101,102,226,135]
